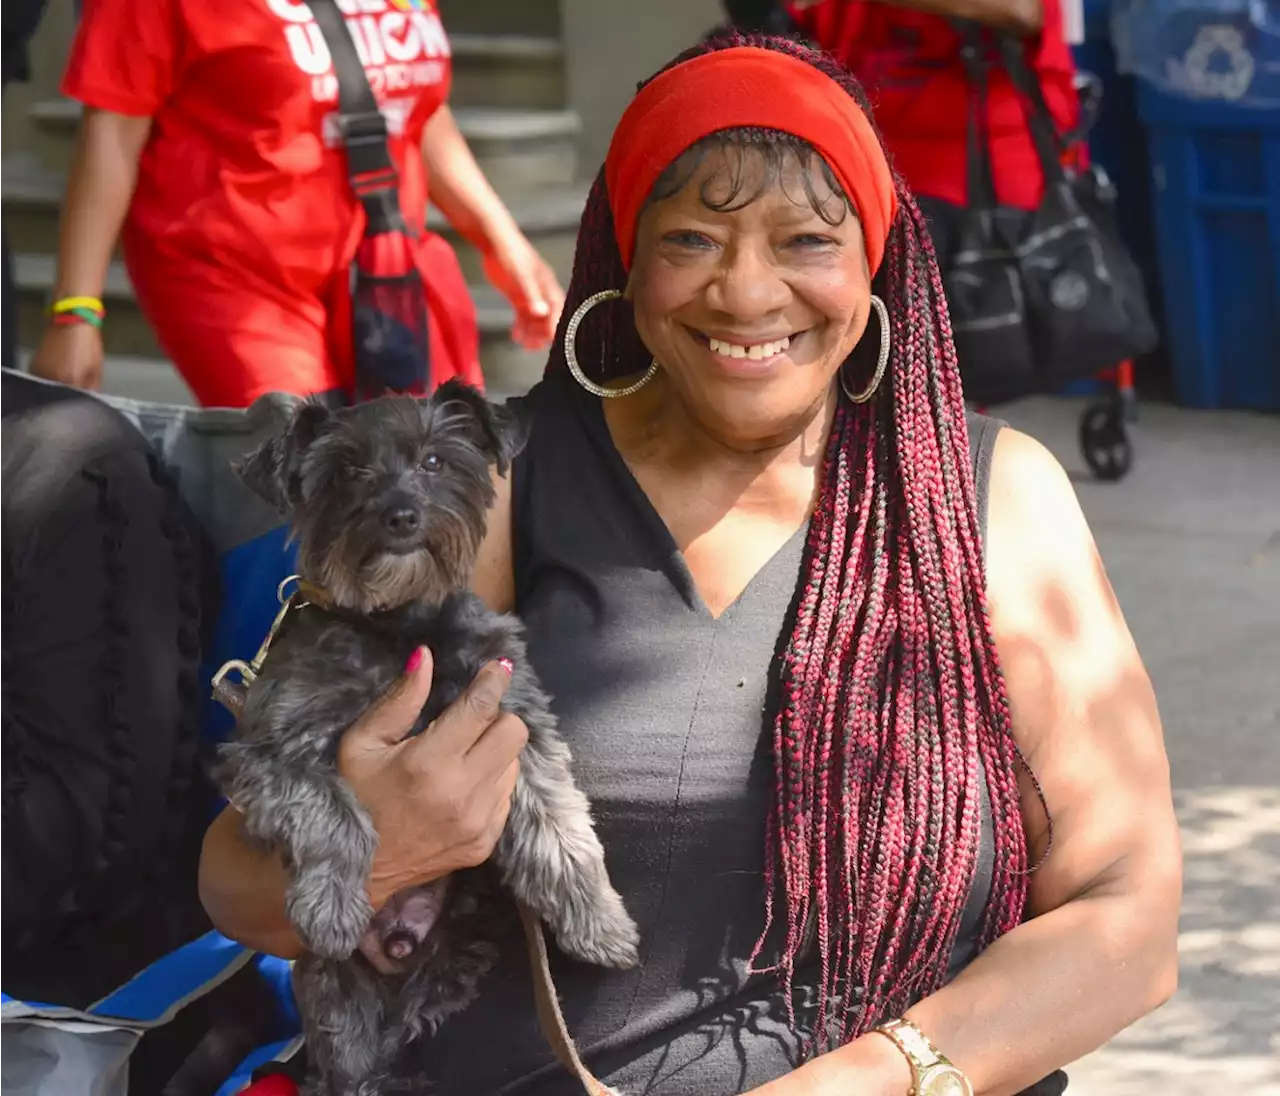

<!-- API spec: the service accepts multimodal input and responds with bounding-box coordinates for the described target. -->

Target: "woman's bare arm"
[30,108,151,388]
[421,105,522,259]
[51,107,151,300]
[756,427,1181,1096]
[421,105,563,345]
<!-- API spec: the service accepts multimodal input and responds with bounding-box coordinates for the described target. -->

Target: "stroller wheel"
[1079,400,1133,482]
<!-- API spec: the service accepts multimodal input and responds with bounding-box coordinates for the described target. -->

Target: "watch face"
[920,1065,972,1096]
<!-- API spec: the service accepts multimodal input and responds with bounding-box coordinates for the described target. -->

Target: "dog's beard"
[298,521,479,614]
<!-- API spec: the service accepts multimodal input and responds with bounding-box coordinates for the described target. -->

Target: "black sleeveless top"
[418,372,1057,1095]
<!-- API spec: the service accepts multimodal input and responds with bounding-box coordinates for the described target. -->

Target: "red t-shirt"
[63,0,452,302]
[790,0,1079,209]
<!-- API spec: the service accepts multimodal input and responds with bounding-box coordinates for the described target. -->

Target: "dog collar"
[295,578,337,610]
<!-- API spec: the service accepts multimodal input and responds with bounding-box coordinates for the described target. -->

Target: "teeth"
[707,336,791,359]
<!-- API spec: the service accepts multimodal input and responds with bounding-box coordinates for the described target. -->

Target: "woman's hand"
[339,646,528,910]
[198,646,527,956]
[30,322,104,390]
[483,233,565,350]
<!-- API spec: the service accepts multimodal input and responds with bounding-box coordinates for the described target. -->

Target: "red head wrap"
[604,46,899,274]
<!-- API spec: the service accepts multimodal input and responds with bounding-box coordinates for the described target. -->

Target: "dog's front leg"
[495,675,640,970]
[281,773,380,960]
[225,748,379,960]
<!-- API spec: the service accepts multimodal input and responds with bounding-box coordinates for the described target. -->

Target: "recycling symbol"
[1170,24,1256,102]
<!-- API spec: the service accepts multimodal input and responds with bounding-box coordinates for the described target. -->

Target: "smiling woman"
[199,28,1181,1096]
[628,130,880,436]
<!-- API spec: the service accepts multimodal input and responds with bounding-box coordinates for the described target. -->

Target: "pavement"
[99,363,1280,1094]
[997,398,1280,1096]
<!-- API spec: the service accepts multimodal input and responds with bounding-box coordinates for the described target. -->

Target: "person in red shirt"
[31,0,565,407]
[780,0,1080,262]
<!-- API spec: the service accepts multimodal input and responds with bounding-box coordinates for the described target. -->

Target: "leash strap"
[518,904,618,1096]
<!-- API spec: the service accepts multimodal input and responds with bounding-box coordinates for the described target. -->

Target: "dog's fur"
[217,383,639,1096]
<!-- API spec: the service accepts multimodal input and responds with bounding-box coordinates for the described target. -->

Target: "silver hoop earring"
[840,294,891,404]
[563,289,659,399]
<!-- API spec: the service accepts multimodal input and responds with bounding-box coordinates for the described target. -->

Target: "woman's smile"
[683,324,812,378]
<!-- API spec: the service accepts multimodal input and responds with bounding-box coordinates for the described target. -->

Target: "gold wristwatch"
[873,1018,974,1096]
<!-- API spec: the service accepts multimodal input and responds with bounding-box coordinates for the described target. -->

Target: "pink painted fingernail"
[405,647,425,675]
[496,657,514,675]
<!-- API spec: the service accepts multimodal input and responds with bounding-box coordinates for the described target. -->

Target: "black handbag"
[943,23,1158,406]
[308,0,433,402]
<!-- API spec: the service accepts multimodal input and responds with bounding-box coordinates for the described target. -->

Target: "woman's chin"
[687,378,836,450]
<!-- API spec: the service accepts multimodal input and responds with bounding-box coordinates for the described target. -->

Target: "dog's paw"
[555,887,641,970]
[287,871,374,960]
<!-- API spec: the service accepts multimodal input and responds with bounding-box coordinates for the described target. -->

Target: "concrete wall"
[560,0,724,180]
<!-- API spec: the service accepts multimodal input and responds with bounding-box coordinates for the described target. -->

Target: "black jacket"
[2,373,220,1004]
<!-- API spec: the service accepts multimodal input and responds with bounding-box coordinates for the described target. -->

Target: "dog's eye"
[421,453,443,474]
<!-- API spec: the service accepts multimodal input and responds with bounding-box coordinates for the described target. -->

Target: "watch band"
[873,1018,972,1096]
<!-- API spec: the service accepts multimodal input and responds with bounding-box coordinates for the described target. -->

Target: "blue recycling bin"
[1138,86,1280,410]
[1113,0,1280,410]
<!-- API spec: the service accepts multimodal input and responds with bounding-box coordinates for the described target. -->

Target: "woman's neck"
[602,374,838,516]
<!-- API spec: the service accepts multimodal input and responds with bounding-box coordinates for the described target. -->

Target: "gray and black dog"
[217,381,639,1095]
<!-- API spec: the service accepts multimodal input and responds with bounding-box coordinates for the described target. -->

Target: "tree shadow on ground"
[1069,785,1280,1094]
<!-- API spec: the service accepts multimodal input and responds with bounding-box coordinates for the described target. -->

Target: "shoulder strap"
[952,20,1000,211]
[306,0,402,230]
[965,411,1003,555]
[994,34,1068,185]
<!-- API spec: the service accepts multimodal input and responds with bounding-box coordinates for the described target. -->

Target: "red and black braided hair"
[545,29,1033,1049]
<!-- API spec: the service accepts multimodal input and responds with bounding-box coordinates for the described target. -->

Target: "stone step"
[26,98,581,199]
[448,33,564,110]
[436,0,560,39]
[17,349,534,408]
[11,253,548,398]
[2,155,587,286]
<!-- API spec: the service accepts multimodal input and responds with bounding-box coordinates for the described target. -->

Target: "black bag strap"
[994,34,1069,186]
[306,0,403,232]
[953,20,1001,212]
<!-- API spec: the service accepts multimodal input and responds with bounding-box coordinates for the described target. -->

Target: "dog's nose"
[381,505,421,537]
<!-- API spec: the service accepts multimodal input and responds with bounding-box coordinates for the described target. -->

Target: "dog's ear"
[435,380,528,475]
[232,401,333,511]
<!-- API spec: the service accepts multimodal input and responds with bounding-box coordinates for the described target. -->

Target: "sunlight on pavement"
[1068,787,1280,1094]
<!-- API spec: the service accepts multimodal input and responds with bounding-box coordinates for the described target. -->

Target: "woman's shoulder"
[983,426,1102,633]
[502,369,578,430]
[986,427,1079,540]
[480,371,591,614]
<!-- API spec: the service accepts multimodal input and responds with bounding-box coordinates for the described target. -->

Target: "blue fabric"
[90,933,248,1024]
[2,933,249,1027]
[199,526,299,752]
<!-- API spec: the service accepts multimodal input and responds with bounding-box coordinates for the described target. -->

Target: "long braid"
[547,30,1034,1051]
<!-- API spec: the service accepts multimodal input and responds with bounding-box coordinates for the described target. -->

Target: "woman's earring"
[563,289,659,399]
[840,294,891,404]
